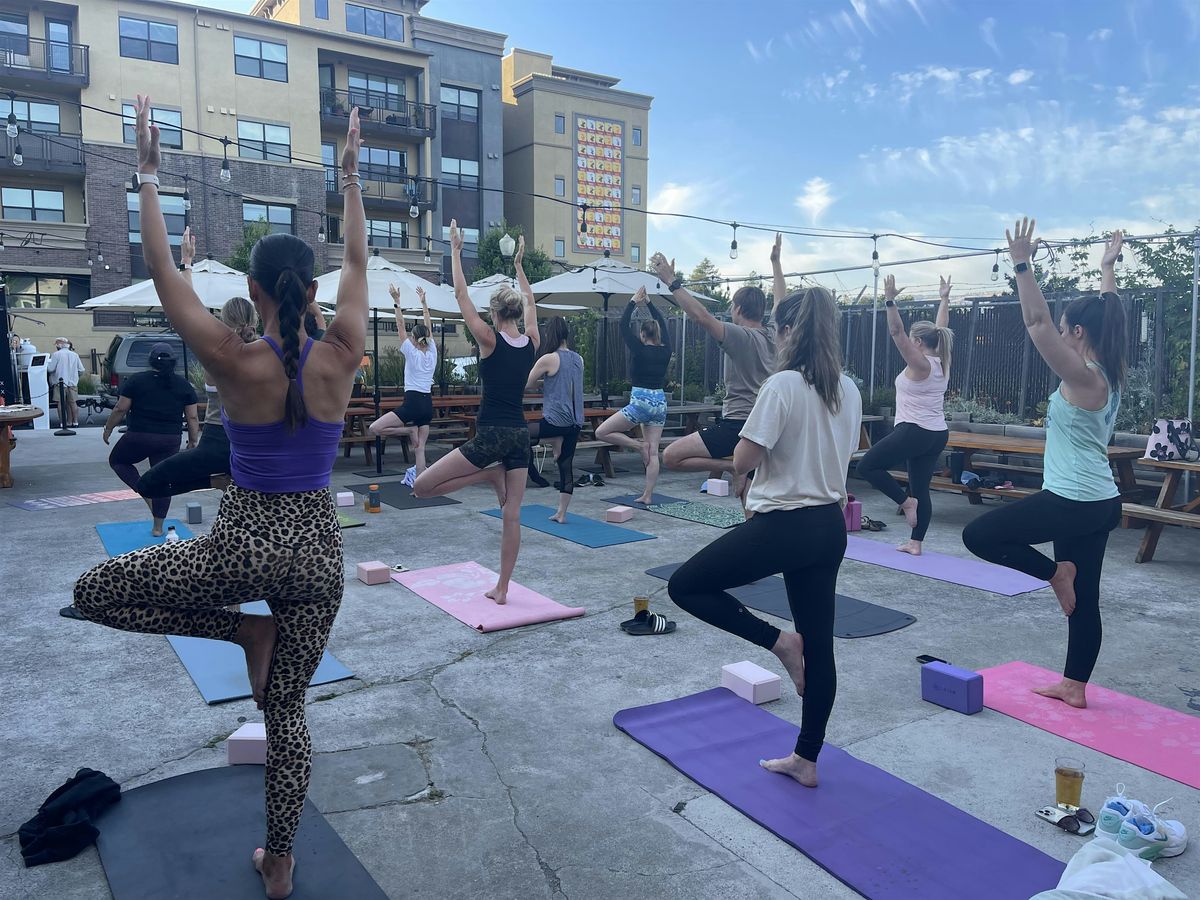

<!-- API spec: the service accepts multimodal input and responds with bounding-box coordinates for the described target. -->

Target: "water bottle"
[366,484,382,513]
[164,525,181,543]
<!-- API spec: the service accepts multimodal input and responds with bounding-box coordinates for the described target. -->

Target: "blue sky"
[189,0,1200,295]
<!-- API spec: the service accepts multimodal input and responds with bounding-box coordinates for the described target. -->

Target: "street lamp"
[498,232,516,276]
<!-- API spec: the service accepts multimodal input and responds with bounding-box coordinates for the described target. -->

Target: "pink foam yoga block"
[721,660,782,704]
[356,560,391,585]
[844,499,862,532]
[704,478,730,496]
[606,505,634,523]
[921,661,983,714]
[227,722,266,765]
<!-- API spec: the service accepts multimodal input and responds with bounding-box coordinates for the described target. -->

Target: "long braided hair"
[248,233,315,433]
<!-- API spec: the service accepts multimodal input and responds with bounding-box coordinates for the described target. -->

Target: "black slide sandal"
[624,612,676,635]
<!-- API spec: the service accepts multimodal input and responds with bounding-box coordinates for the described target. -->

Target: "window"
[237,120,291,162]
[315,0,329,19]
[0,13,29,55]
[122,104,181,149]
[119,17,178,64]
[554,114,566,135]
[346,4,404,42]
[554,239,565,258]
[554,177,566,197]
[631,186,641,205]
[360,147,406,181]
[442,224,479,244]
[234,36,287,82]
[5,274,73,309]
[0,99,60,135]
[631,244,641,264]
[632,127,643,146]
[439,86,479,122]
[3,187,64,221]
[348,70,405,112]
[322,141,337,190]
[243,201,294,235]
[366,219,409,248]
[127,191,186,245]
[441,157,479,190]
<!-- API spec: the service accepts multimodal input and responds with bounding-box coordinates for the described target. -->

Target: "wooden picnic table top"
[945,432,1144,460]
[1137,457,1200,472]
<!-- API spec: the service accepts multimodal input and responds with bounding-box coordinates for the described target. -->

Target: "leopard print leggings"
[74,485,344,856]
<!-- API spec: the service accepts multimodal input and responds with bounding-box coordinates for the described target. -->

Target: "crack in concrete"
[557,860,739,880]
[319,785,447,816]
[668,811,801,898]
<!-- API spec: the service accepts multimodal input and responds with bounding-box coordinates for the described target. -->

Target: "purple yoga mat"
[844,535,1048,595]
[614,689,1065,899]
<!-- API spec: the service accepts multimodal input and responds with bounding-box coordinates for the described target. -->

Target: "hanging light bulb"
[871,248,880,276]
[317,224,326,244]
[408,201,419,219]
[5,115,17,139]
[991,251,1000,282]
[182,189,192,212]
[0,234,6,252]
[97,249,104,263]
[423,237,431,264]
[1116,251,1124,270]
[12,142,22,167]
[579,203,588,234]
[219,136,232,183]
[729,223,739,260]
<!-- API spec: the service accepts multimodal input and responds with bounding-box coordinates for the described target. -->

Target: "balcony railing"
[0,36,90,84]
[0,132,83,172]
[319,88,436,139]
[325,168,438,212]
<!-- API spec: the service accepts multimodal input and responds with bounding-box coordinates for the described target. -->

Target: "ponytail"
[411,322,431,351]
[910,321,954,376]
[275,269,309,433]
[220,296,258,344]
[1065,292,1127,390]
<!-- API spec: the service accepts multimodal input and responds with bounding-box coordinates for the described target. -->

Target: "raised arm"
[450,220,494,353]
[649,252,725,341]
[647,295,671,354]
[620,297,639,350]
[883,275,930,378]
[179,226,195,287]
[936,275,950,328]
[419,287,433,338]
[1100,230,1122,296]
[770,232,785,317]
[514,235,539,350]
[388,283,408,344]
[322,109,368,372]
[1007,217,1096,388]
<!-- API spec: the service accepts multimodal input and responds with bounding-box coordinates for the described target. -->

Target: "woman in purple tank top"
[72,97,368,899]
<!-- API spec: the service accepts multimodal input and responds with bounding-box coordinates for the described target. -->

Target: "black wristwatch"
[1013,261,1031,274]
[668,277,683,292]
[885,299,896,308]
[178,263,191,272]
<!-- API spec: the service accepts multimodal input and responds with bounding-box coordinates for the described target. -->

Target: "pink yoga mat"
[980,661,1200,789]
[844,535,1049,595]
[391,561,586,633]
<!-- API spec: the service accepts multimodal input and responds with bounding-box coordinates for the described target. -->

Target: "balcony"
[0,132,83,173]
[325,169,438,214]
[319,88,436,140]
[0,37,90,86]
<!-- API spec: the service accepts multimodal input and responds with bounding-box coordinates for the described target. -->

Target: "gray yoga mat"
[95,765,387,900]
[645,564,915,639]
[343,482,460,510]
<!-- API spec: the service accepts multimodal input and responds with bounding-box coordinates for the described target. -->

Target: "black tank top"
[478,330,535,428]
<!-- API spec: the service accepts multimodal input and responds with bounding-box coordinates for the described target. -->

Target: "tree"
[225,220,272,274]
[471,220,553,282]
[688,258,729,303]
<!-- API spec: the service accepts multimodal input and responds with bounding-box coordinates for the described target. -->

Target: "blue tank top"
[222,337,345,493]
[1043,364,1121,501]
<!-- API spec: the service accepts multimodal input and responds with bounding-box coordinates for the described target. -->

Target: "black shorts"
[395,390,433,427]
[460,425,530,471]
[698,418,747,459]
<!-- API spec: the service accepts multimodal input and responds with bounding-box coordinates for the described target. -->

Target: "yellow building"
[502,48,651,270]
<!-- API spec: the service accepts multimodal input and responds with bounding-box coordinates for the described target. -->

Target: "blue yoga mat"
[481,504,656,548]
[96,519,193,556]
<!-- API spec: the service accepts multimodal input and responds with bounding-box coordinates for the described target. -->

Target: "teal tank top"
[1042,365,1121,501]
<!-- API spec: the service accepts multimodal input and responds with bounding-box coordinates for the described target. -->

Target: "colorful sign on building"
[574,114,624,255]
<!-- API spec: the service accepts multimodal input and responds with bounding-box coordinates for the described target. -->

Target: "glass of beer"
[1055,756,1085,810]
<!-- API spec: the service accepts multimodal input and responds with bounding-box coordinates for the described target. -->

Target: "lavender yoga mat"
[391,561,586,632]
[614,689,1064,899]
[980,661,1200,789]
[844,535,1048,595]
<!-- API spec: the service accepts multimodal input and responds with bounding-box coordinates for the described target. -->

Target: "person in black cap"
[102,341,199,535]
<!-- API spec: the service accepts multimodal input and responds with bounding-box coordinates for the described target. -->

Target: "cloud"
[1114,86,1143,110]
[647,183,703,230]
[1007,69,1034,85]
[849,0,875,34]
[796,63,1035,105]
[980,17,1002,57]
[1088,28,1113,41]
[795,178,835,223]
[745,40,761,62]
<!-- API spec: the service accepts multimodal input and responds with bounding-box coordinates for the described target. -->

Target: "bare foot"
[1032,677,1088,709]
[253,848,295,900]
[235,615,277,710]
[760,753,818,787]
[151,526,164,538]
[487,466,507,508]
[485,583,508,605]
[1048,561,1077,616]
[549,512,566,524]
[897,539,922,556]
[899,497,918,529]
[770,632,805,696]
[639,440,652,467]
[634,493,653,505]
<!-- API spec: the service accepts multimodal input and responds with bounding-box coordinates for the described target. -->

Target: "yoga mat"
[343,482,460,510]
[648,501,745,529]
[11,488,142,511]
[95,764,387,900]
[603,492,687,508]
[645,564,915,639]
[337,513,365,528]
[391,561,585,632]
[614,688,1064,899]
[481,504,656,548]
[96,520,193,557]
[166,603,353,704]
[979,661,1200,789]
[845,535,1048,596]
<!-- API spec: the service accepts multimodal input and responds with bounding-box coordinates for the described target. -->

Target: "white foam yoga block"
[721,660,782,704]
[227,722,267,765]
[704,478,730,496]
[606,505,634,523]
[336,491,355,507]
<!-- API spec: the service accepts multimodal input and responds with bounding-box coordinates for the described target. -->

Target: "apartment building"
[502,48,651,270]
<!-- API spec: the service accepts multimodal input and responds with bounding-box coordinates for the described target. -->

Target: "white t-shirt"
[401,338,437,393]
[47,348,84,387]
[740,371,863,514]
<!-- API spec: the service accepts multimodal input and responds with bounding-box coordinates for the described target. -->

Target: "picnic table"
[665,403,723,434]
[1123,458,1200,563]
[0,406,45,488]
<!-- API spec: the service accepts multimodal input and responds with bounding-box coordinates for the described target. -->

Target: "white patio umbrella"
[468,273,586,313]
[81,257,250,310]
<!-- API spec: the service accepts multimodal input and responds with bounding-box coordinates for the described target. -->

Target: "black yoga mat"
[645,564,915,639]
[343,482,460,510]
[95,765,387,900]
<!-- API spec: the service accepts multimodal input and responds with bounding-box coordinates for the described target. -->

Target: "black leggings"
[668,504,846,762]
[962,490,1122,683]
[528,420,581,494]
[109,431,181,520]
[137,424,231,499]
[857,422,948,541]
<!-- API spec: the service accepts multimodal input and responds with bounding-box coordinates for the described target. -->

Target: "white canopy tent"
[80,258,250,310]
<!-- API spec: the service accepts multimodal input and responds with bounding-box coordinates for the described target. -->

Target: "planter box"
[1003,425,1046,440]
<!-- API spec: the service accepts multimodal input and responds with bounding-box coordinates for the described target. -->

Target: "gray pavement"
[1,427,1197,899]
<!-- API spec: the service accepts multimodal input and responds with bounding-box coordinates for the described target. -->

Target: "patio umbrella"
[466,273,587,313]
[80,257,250,310]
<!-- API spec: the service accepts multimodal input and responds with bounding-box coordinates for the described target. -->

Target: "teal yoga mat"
[95,520,193,556]
[481,504,656,548]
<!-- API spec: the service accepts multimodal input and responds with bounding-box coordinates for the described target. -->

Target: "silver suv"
[99,332,193,408]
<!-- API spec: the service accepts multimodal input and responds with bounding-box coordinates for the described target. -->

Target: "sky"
[187,0,1200,297]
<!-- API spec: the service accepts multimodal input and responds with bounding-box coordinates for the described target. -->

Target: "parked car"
[99,332,193,408]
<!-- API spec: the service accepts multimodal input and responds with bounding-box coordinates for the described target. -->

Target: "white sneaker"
[1095,783,1151,840]
[1117,800,1180,861]
[402,466,416,488]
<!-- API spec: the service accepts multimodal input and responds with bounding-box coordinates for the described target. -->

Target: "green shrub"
[76,373,98,395]
[943,395,1024,424]
[1114,361,1155,434]
[376,346,405,388]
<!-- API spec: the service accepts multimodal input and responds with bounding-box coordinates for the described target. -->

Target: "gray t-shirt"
[720,322,776,419]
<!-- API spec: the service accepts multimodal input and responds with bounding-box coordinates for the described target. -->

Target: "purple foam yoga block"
[921,661,983,715]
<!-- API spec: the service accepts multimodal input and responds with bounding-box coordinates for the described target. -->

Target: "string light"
[579,202,588,234]
[317,222,326,243]
[219,136,232,183]
[11,141,22,166]
[5,92,17,138]
[729,223,739,260]
[423,236,431,264]
[871,248,879,276]
[182,174,191,212]
[991,250,1000,282]
[0,234,5,252]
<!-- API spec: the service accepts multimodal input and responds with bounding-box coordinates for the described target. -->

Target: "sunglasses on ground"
[1054,807,1095,834]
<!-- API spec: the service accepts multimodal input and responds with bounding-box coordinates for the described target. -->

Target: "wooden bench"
[1122,504,1200,563]
[888,470,1037,504]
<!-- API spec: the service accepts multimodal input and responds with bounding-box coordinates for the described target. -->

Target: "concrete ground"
[1,427,1197,899]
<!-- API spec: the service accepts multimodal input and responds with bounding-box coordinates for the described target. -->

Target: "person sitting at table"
[525,315,585,522]
[964,222,1126,710]
[595,286,671,504]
